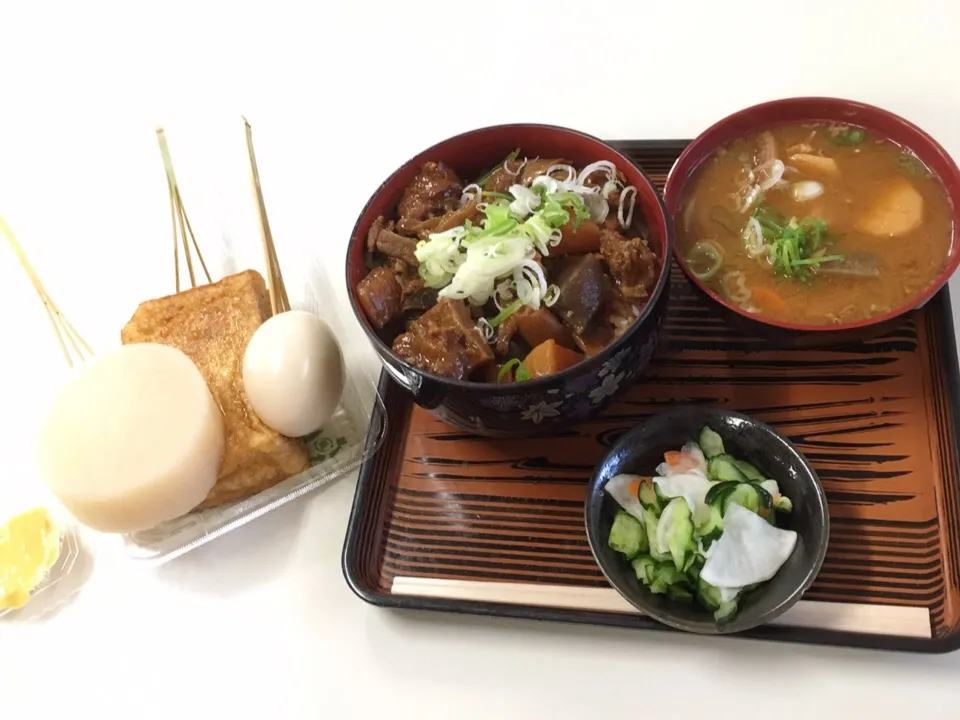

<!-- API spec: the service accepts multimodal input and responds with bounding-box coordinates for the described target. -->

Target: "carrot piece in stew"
[522,339,583,378]
[514,308,577,350]
[552,218,602,255]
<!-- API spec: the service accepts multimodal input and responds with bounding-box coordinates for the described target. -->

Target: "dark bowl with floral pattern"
[346,124,672,437]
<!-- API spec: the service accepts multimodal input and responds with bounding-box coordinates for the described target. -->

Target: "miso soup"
[676,123,953,325]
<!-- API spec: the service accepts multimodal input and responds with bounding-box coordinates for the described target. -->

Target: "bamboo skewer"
[243,117,290,315]
[167,187,181,291]
[153,121,289,311]
[1,216,92,368]
[155,127,212,292]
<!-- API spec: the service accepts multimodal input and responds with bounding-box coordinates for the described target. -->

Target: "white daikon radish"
[604,474,646,522]
[700,503,798,590]
[653,472,713,516]
[36,344,225,534]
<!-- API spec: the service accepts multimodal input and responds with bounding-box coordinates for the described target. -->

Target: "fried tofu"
[789,153,840,178]
[121,270,310,509]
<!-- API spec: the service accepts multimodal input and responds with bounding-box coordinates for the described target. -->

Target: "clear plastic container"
[120,249,389,565]
[121,364,386,565]
[0,512,92,621]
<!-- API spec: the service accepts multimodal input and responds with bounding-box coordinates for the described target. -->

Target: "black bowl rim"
[584,406,831,635]
[344,122,674,393]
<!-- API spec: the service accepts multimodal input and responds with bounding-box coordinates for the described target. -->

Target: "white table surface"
[3,1,960,716]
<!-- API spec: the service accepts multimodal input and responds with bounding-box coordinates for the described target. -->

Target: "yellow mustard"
[0,507,60,610]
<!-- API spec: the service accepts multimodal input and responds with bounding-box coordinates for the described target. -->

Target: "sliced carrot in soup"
[751,286,788,314]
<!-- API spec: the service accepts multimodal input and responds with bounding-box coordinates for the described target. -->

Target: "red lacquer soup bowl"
[664,97,960,348]
[346,124,672,437]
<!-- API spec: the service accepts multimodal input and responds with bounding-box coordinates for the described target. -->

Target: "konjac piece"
[392,299,494,379]
[818,251,880,278]
[551,254,608,335]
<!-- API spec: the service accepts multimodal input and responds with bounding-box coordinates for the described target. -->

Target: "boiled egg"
[243,310,345,437]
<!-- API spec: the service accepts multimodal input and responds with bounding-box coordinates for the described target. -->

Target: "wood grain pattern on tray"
[344,140,960,651]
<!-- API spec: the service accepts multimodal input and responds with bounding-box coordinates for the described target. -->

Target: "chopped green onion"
[543,283,560,306]
[477,148,521,187]
[800,216,827,234]
[420,156,620,307]
[476,317,495,342]
[538,197,570,227]
[497,358,531,383]
[417,263,451,288]
[482,202,512,227]
[540,207,570,227]
[829,127,866,146]
[754,206,784,233]
[415,228,466,287]
[749,204,842,280]
[791,254,844,267]
[549,192,590,230]
[686,241,724,281]
[467,217,518,243]
[489,299,522,328]
[515,213,556,253]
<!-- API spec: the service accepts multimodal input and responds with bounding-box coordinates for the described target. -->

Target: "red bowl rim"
[663,96,960,333]
[345,122,673,391]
